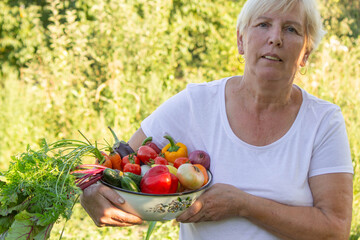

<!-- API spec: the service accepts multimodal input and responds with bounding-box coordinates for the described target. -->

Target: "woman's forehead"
[249,2,305,25]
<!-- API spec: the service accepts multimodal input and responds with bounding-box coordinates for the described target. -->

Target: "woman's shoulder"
[185,76,232,97]
[298,86,343,126]
[300,86,340,112]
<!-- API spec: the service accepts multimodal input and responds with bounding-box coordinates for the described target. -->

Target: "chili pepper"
[161,135,188,164]
[141,136,161,154]
[108,126,135,159]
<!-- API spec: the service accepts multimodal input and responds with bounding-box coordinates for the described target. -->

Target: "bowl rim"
[101,169,213,197]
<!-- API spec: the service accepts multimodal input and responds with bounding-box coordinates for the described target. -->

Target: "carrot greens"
[0,138,103,240]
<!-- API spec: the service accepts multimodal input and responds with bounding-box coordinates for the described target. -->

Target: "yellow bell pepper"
[161,135,188,163]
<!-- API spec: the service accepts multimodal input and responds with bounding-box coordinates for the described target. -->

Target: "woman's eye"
[258,23,268,28]
[285,26,297,33]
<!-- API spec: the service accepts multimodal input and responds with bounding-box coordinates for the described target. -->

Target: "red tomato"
[153,156,168,165]
[121,154,140,170]
[123,163,141,175]
[173,157,190,169]
[137,146,158,165]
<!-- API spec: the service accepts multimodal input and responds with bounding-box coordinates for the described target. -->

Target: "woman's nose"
[268,26,283,47]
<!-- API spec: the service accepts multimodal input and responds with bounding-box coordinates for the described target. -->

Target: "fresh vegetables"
[102,168,122,187]
[108,126,135,158]
[123,163,141,175]
[121,153,140,170]
[99,151,113,168]
[193,164,209,187]
[0,138,103,239]
[173,157,190,169]
[140,165,178,194]
[188,150,211,170]
[161,135,188,163]
[152,155,168,165]
[120,176,140,192]
[141,137,161,154]
[137,145,158,165]
[141,165,151,176]
[124,172,142,186]
[108,151,122,170]
[176,163,205,190]
[0,129,211,240]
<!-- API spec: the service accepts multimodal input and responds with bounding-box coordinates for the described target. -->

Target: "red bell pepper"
[141,136,161,154]
[169,173,179,193]
[140,165,178,194]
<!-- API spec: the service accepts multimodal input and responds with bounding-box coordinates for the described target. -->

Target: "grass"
[50,204,180,240]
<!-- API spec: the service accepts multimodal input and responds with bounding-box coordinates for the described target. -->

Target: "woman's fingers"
[80,182,143,227]
[176,183,244,223]
[176,199,204,222]
[97,182,125,206]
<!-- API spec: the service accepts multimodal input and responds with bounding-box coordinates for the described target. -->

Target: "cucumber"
[124,172,142,187]
[120,176,140,192]
[102,168,122,187]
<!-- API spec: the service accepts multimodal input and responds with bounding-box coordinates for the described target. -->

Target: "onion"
[188,150,210,170]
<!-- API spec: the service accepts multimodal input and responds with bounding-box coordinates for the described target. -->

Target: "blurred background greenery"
[0,0,359,239]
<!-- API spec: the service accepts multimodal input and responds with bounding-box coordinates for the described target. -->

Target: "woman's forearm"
[239,173,353,240]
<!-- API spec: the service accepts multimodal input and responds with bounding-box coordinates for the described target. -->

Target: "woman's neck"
[229,74,298,113]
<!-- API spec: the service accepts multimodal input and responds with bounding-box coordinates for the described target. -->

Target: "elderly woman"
[81,0,354,239]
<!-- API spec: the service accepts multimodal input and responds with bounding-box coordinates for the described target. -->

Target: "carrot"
[95,151,113,168]
[193,164,208,186]
[96,151,111,168]
[109,152,122,170]
[102,156,113,168]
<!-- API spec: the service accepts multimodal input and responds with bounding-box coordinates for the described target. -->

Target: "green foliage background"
[0,0,359,239]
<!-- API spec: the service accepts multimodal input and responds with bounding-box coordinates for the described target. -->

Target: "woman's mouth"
[263,55,282,62]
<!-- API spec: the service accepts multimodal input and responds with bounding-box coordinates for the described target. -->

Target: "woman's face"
[238,4,309,82]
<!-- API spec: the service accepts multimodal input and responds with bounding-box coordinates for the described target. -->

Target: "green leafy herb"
[0,138,102,239]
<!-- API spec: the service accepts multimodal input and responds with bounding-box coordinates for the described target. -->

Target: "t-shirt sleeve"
[309,107,354,177]
[140,88,192,149]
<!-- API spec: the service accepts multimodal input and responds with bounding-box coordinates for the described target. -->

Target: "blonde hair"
[236,0,326,52]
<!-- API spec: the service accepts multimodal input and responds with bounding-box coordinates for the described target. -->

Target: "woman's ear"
[300,51,310,67]
[237,30,245,55]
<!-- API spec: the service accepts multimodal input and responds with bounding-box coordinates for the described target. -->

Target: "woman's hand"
[176,183,244,223]
[80,182,143,227]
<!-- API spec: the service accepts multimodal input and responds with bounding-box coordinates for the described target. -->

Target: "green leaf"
[0,199,30,217]
[5,211,37,240]
[0,214,15,234]
[5,210,52,240]
[144,221,157,240]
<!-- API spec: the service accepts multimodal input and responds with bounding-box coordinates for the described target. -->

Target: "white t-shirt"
[141,76,353,240]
